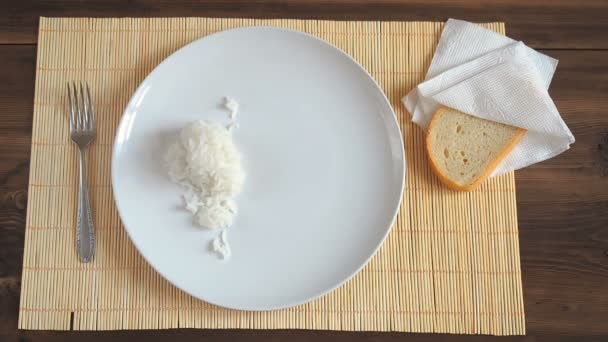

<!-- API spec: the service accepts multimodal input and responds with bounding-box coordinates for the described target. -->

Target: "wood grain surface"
[2,0,608,49]
[1,1,607,341]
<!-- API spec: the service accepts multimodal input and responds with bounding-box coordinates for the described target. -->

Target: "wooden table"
[1,1,607,341]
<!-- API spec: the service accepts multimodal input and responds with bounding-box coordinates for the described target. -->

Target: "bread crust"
[425,107,526,191]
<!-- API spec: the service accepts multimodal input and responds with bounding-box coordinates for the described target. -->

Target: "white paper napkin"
[403,19,575,175]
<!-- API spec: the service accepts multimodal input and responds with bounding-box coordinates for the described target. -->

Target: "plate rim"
[111,26,406,311]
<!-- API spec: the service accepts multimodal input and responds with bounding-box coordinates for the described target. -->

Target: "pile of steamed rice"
[165,119,244,229]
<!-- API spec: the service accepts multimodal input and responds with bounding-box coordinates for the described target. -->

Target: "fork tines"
[67,81,96,132]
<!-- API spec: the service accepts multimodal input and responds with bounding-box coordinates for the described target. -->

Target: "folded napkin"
[403,19,575,175]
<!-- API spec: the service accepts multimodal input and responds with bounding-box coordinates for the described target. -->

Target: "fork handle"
[77,148,95,262]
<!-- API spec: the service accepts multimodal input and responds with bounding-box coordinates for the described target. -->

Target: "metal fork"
[67,81,96,263]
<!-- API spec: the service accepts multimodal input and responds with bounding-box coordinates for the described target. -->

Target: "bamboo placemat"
[19,17,525,335]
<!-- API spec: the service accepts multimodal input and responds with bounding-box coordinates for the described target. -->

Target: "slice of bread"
[425,107,525,191]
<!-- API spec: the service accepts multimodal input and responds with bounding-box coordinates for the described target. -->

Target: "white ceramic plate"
[112,27,405,310]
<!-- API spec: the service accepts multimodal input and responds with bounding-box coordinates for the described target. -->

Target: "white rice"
[165,119,244,230]
[223,96,239,120]
[211,230,231,260]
